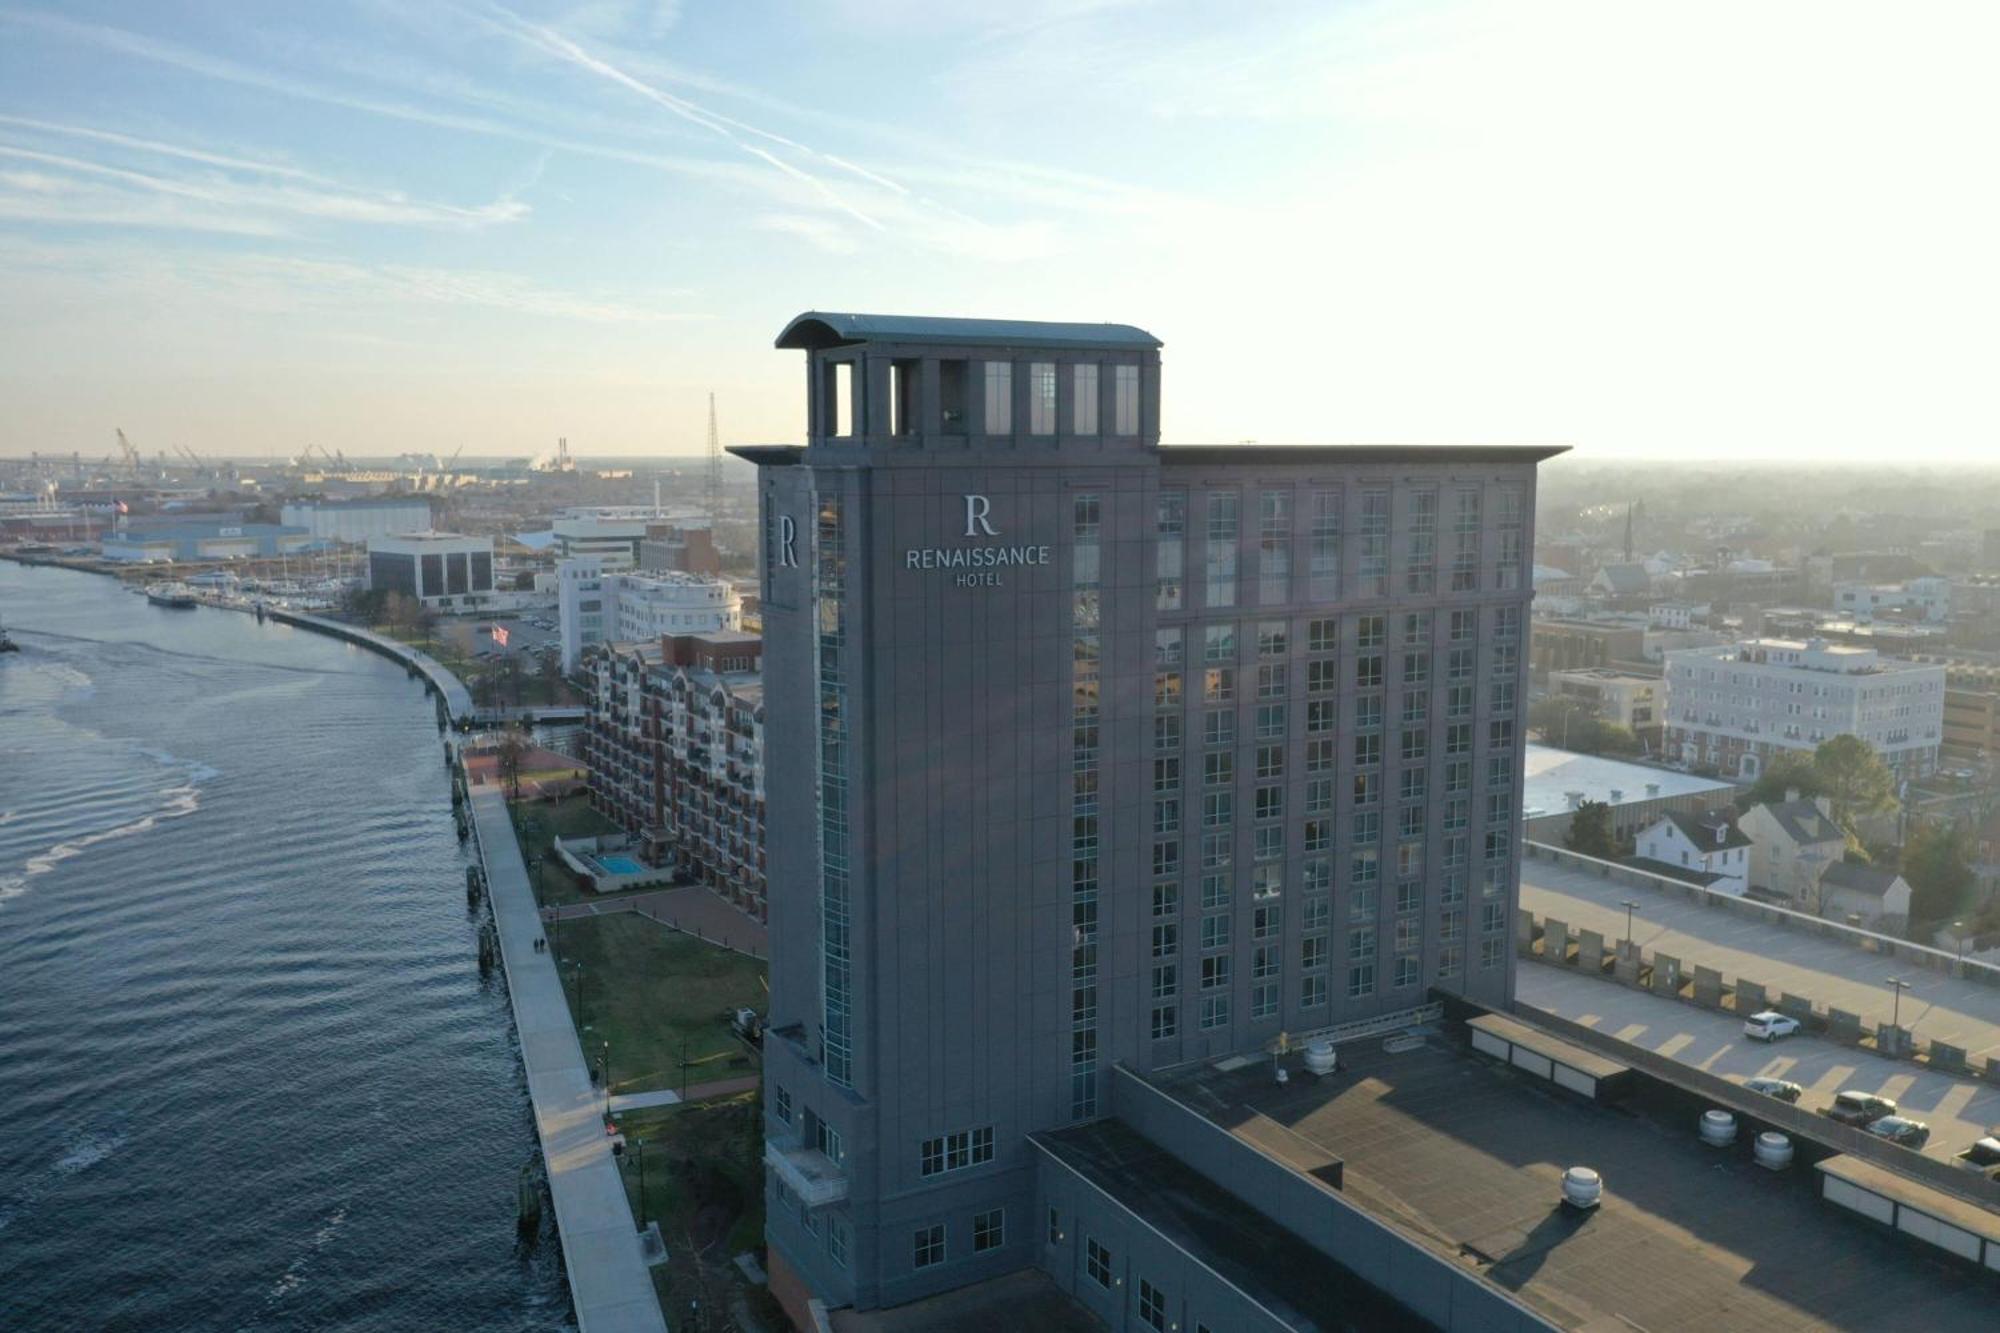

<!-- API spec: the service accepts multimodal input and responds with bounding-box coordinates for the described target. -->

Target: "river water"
[0,563,567,1330]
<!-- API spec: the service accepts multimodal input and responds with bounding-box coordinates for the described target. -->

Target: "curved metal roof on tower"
[775,311,1162,352]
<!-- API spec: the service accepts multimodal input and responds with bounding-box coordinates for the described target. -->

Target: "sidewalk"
[468,780,667,1333]
[609,1075,762,1115]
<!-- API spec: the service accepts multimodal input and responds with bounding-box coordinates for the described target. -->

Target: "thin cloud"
[481,4,888,230]
[0,142,526,230]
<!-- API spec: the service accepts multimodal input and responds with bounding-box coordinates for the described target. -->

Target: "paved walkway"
[1519,962,2000,1166]
[608,1075,762,1115]
[1522,856,2000,1060]
[547,884,768,959]
[468,781,667,1333]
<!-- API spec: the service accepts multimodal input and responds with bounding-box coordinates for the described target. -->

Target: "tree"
[496,729,527,801]
[1529,696,1642,757]
[1813,734,1896,833]
[1741,751,1825,810]
[1564,799,1618,859]
[1530,695,1596,748]
[1903,819,1974,927]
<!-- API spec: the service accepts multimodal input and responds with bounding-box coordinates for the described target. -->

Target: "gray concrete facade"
[736,312,1561,1317]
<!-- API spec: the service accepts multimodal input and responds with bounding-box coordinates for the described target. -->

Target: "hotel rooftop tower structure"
[735,312,1563,1321]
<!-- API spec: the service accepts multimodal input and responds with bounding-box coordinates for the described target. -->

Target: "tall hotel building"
[736,313,1562,1325]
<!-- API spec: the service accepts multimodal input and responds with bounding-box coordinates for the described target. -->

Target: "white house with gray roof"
[1630,809,1751,894]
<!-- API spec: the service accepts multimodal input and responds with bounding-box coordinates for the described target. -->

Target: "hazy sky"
[2,1,1996,462]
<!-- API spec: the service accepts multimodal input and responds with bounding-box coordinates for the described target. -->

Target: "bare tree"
[496,729,528,801]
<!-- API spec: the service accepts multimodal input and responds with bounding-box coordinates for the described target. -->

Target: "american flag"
[492,624,509,647]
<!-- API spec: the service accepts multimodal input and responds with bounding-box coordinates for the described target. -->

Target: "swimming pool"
[596,855,644,875]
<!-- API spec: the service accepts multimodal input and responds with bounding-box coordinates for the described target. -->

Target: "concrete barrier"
[1827,1009,1862,1044]
[1524,841,2000,992]
[1516,907,1535,951]
[1777,993,1814,1025]
[1651,952,1682,997]
[1577,928,1606,972]
[1736,980,1768,1013]
[1929,1041,1967,1072]
[1544,918,1569,964]
[1878,1024,1909,1058]
[1692,965,1723,1007]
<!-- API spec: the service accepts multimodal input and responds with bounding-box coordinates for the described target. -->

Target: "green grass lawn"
[612,1092,787,1331]
[550,912,766,1096]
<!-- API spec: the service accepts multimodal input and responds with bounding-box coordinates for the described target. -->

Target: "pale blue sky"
[2,1,1996,461]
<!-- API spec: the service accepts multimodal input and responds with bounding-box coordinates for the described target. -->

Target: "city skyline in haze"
[2,0,1997,462]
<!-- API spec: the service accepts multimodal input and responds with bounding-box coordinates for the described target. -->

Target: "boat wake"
[0,761,212,908]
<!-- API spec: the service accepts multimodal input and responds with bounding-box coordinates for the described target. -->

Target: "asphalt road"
[1521,855,2000,1061]
[1517,962,2000,1166]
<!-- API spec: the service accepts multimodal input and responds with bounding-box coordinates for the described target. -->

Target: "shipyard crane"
[115,428,142,475]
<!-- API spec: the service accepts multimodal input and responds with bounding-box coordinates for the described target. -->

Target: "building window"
[1152,1004,1178,1039]
[1139,1278,1168,1331]
[973,1208,1006,1253]
[1074,363,1099,434]
[919,1126,995,1177]
[1114,365,1139,434]
[1358,489,1389,596]
[773,1085,792,1124]
[1206,492,1238,608]
[983,361,1012,434]
[827,1213,850,1268]
[1086,1237,1113,1288]
[1029,362,1057,435]
[1406,489,1437,594]
[1259,489,1292,604]
[914,1224,946,1270]
[1200,995,1230,1029]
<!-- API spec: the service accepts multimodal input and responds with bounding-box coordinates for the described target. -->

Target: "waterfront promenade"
[263,608,474,721]
[468,781,667,1333]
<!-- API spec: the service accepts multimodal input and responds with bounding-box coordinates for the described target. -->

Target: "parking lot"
[1518,962,2000,1168]
[1521,855,2000,1061]
[438,610,560,663]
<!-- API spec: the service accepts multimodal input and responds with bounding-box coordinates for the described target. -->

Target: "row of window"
[919,1126,995,1177]
[1157,486,1526,609]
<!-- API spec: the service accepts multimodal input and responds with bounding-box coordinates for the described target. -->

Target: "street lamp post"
[1885,976,1913,1054]
[1618,899,1642,957]
[601,1039,611,1118]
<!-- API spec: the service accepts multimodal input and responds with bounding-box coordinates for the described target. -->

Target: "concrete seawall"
[261,608,475,724]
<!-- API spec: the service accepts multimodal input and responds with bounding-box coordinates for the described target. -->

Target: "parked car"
[1866,1116,1930,1149]
[1744,1076,1804,1103]
[1954,1136,2000,1171]
[1742,1011,1801,1042]
[1823,1090,1898,1126]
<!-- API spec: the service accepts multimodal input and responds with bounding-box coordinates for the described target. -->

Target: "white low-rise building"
[1630,809,1751,895]
[558,556,741,672]
[1833,576,1950,623]
[1663,637,1945,780]
[282,498,433,545]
